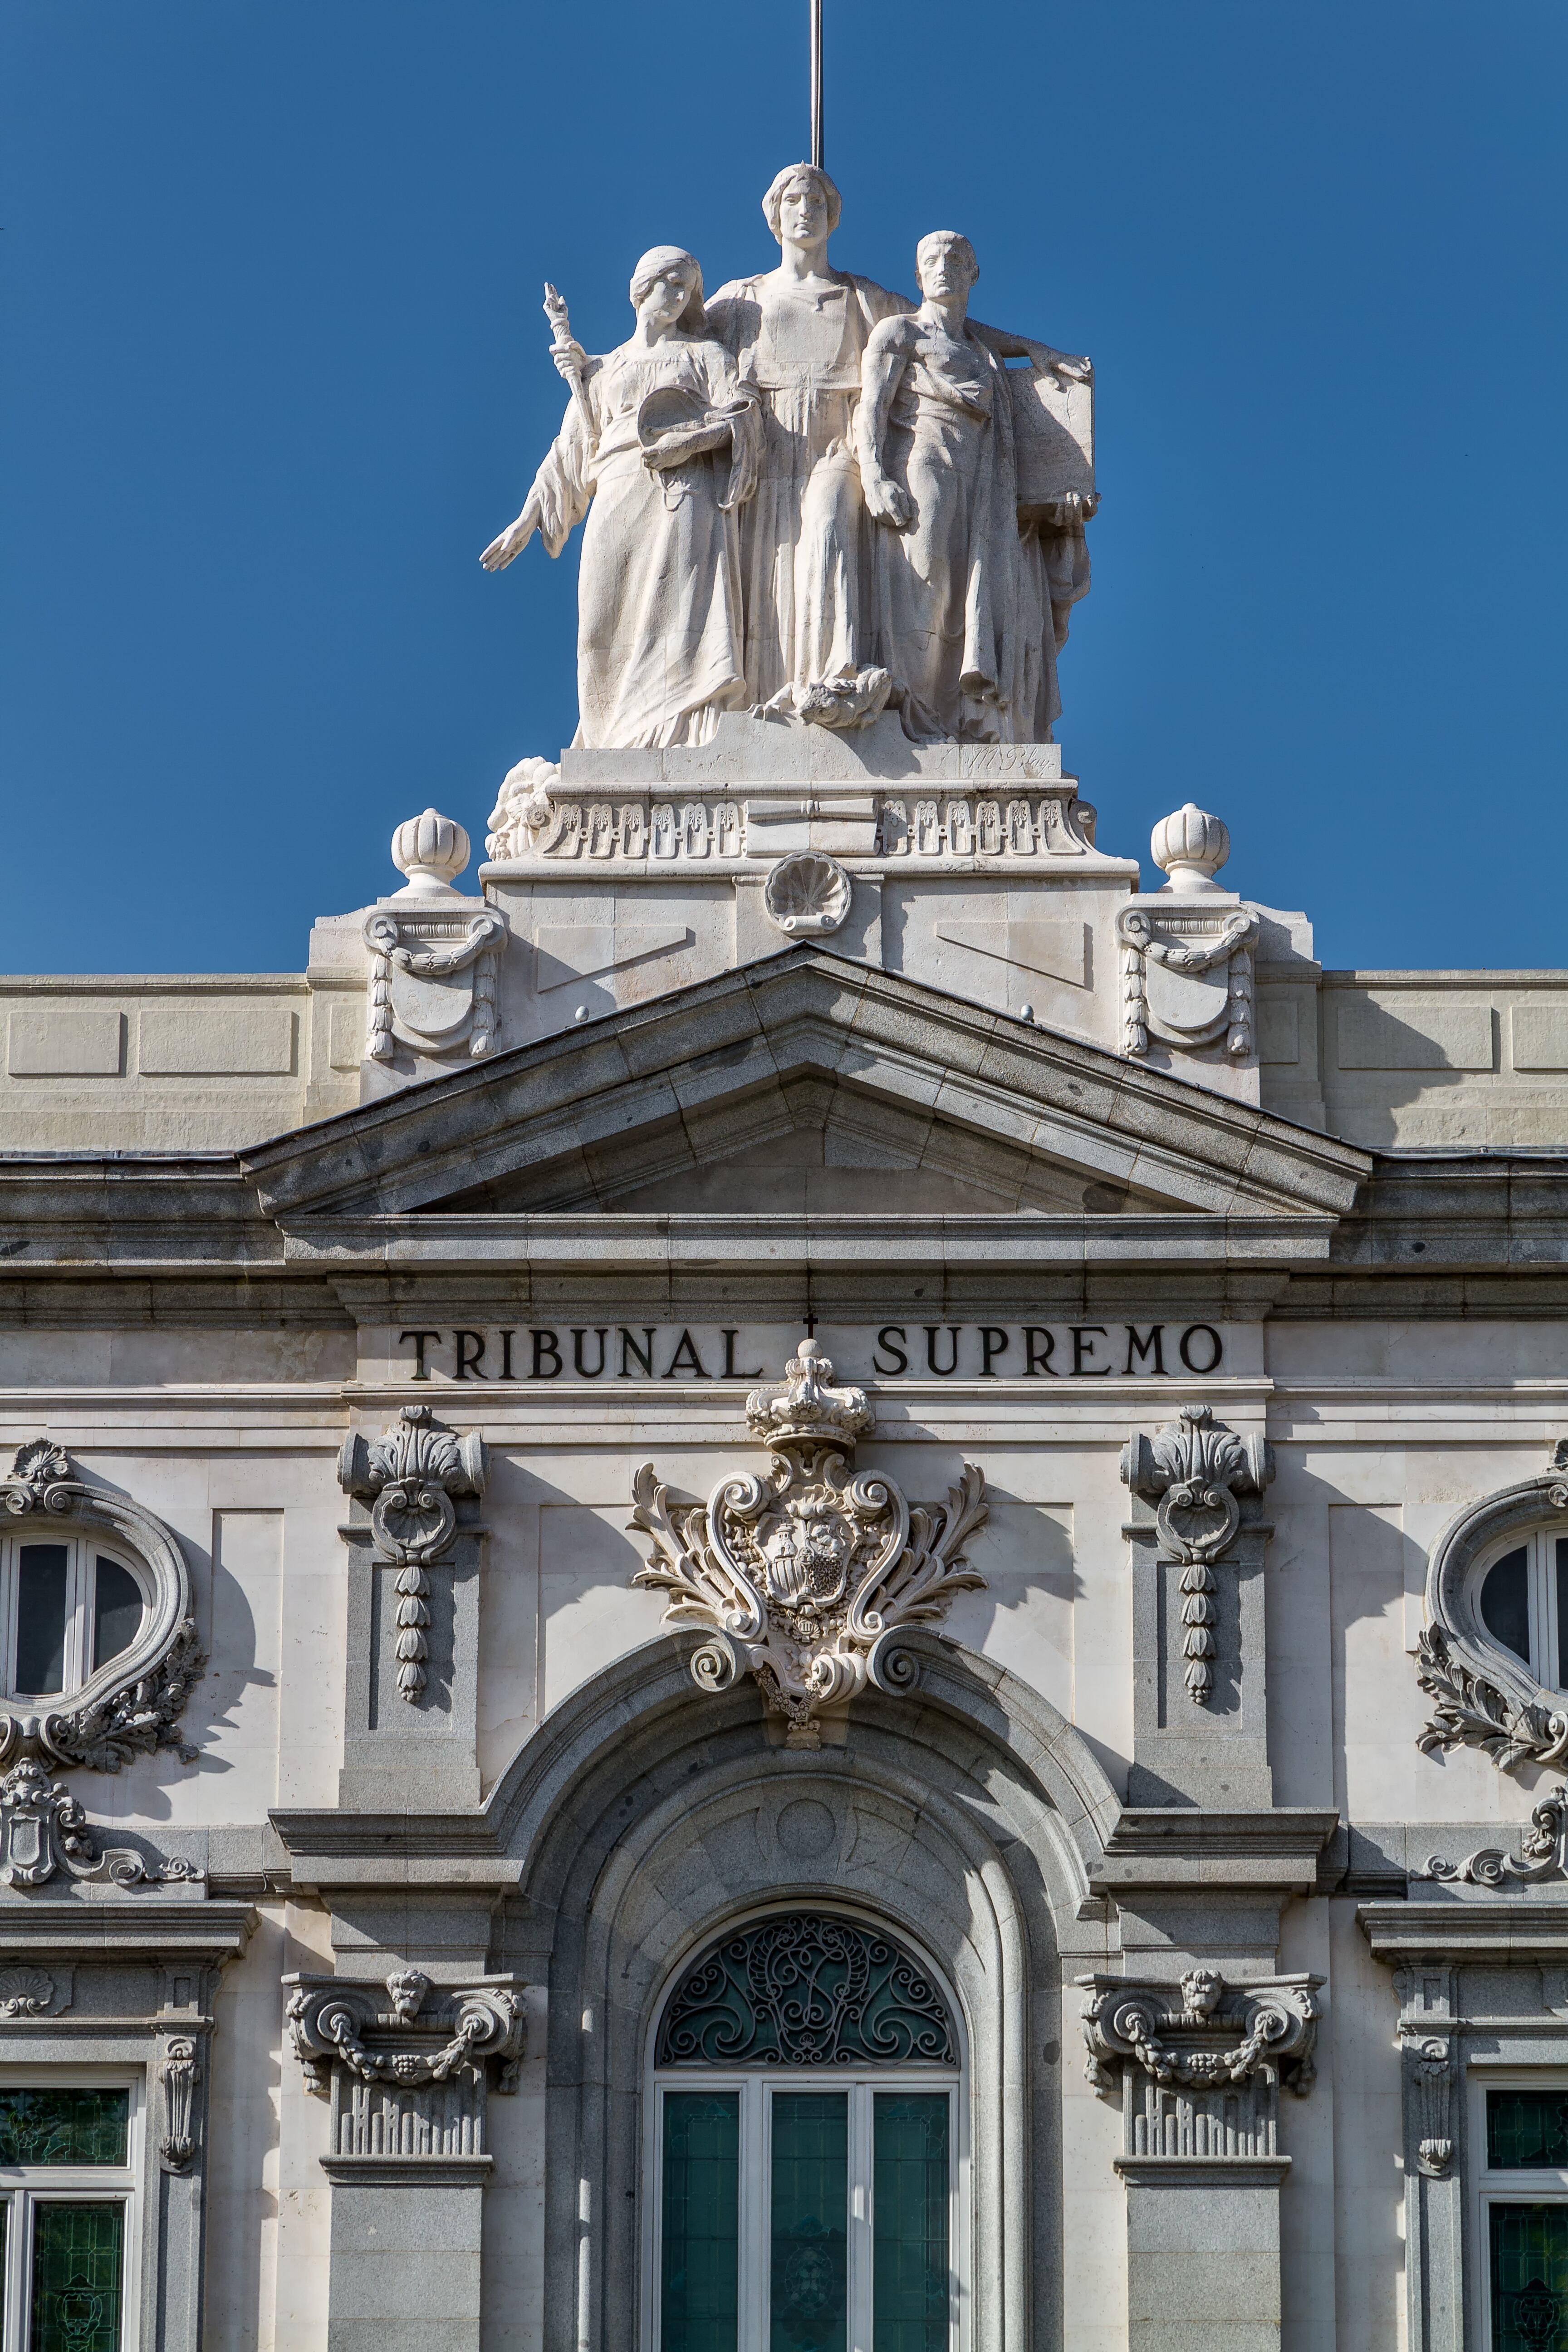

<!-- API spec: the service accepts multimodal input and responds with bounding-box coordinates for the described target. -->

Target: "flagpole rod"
[810,0,824,168]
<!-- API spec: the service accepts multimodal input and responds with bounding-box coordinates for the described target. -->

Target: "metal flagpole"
[810,0,824,167]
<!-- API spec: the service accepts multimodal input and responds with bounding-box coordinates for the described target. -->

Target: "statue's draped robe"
[525,336,761,749]
[859,318,1029,743]
[705,270,910,706]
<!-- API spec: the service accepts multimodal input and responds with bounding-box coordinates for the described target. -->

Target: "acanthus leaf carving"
[0,1443,205,1776]
[1416,1441,1568,1776]
[630,1336,987,1747]
[1417,1783,1568,1887]
[1120,1404,1273,1705]
[338,1406,487,1703]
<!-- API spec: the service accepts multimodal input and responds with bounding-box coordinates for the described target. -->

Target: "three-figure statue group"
[482,164,1096,752]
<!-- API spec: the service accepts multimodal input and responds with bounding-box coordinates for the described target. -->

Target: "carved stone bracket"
[285,1969,525,2169]
[630,1335,987,1749]
[1416,1440,1568,1775]
[160,2034,201,2172]
[338,1406,487,1703]
[1121,1405,1274,1705]
[1115,902,1259,1060]
[1417,1783,1568,1888]
[1399,2030,1455,2176]
[0,1443,205,1775]
[363,904,507,1064]
[1079,1969,1320,2166]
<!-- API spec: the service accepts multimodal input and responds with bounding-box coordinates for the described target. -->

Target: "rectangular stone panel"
[1511,1001,1568,1071]
[328,1001,363,1070]
[138,1004,298,1076]
[1257,998,1299,1065]
[1334,995,1494,1072]
[7,1004,124,1076]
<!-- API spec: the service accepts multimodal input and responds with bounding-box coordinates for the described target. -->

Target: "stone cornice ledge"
[0,1894,255,1959]
[1113,2155,1291,2187]
[1092,1808,1340,1896]
[269,1808,520,1893]
[320,2154,495,2186]
[1361,1892,1568,1961]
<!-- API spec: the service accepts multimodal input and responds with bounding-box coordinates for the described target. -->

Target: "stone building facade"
[5,729,1568,2352]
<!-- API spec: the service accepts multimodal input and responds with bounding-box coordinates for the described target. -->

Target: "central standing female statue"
[705,165,908,712]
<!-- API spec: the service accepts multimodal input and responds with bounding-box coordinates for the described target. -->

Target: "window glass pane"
[873,2094,950,2352]
[1556,1541,1568,1693]
[29,2201,124,2352]
[0,2089,129,2168]
[1490,2092,1568,2171]
[1482,1547,1533,1666]
[91,1561,142,1673]
[662,2093,739,2352]
[1490,2201,1568,2352]
[771,2093,847,2352]
[15,1546,69,1695]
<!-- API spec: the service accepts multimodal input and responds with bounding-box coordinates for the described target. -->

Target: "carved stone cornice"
[1080,1969,1320,2171]
[338,1406,487,1702]
[1120,1404,1274,1706]
[630,1335,987,1747]
[1415,1441,1568,1775]
[0,1442,205,1775]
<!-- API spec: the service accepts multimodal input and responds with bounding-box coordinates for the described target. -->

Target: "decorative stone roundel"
[763,852,852,937]
[656,1911,957,2067]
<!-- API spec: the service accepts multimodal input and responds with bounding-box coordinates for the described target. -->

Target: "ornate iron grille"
[657,1913,957,2067]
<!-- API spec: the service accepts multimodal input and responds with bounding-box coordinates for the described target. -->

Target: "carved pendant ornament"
[0,1442,204,1776]
[1120,1405,1273,1705]
[630,1337,987,1747]
[338,1406,487,1702]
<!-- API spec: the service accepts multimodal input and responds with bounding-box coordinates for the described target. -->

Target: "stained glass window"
[662,2094,739,2352]
[1492,2093,1568,2172]
[873,2096,950,2352]
[0,2092,128,2170]
[29,2202,124,2352]
[658,1916,957,2068]
[1491,2204,1568,2352]
[770,2095,847,2352]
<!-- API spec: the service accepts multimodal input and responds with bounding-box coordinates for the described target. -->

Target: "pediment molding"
[241,947,1368,1227]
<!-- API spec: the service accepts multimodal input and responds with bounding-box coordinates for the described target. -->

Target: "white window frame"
[1470,1528,1568,1695]
[643,2010,970,2352]
[0,1535,150,1704]
[0,2067,144,2352]
[1469,2066,1568,2352]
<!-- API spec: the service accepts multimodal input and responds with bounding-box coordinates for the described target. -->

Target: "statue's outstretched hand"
[481,498,541,571]
[1045,348,1093,385]
[550,338,589,385]
[862,471,915,530]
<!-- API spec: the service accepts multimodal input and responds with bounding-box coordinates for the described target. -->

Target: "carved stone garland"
[630,1337,987,1748]
[1120,1405,1273,1704]
[1080,1968,1320,2163]
[363,906,507,1064]
[1114,903,1259,1060]
[1416,1440,1568,1775]
[286,1969,525,2162]
[0,1442,205,1775]
[338,1407,487,1702]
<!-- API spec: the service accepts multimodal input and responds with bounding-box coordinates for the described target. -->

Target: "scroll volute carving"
[630,1336,987,1749]
[1120,1404,1274,1705]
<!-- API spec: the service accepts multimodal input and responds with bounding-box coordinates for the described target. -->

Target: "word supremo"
[393,1322,1226,1382]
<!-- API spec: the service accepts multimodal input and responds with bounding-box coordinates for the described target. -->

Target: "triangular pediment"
[241,948,1368,1232]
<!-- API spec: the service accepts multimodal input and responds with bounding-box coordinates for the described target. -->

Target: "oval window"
[0,1537,147,1701]
[1476,1530,1568,1693]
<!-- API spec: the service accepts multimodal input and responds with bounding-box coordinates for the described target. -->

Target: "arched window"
[1474,1527,1568,1694]
[646,1911,964,2352]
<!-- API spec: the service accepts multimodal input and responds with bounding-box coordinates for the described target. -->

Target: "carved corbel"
[0,1442,204,1775]
[338,1406,487,1701]
[284,1969,525,2162]
[1080,1969,1319,2166]
[160,2035,201,2172]
[1121,1404,1274,1704]
[629,1336,987,1749]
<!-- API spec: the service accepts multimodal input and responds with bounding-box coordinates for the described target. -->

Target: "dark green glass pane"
[873,2095,950,2352]
[1491,2202,1568,2352]
[659,1916,956,2068]
[771,2093,847,2352]
[662,2093,739,2352]
[30,2201,124,2352]
[92,1563,142,1674]
[1491,2094,1568,2171]
[1482,1548,1533,1666]
[15,1546,69,1696]
[1556,1541,1568,1691]
[0,2091,128,2168]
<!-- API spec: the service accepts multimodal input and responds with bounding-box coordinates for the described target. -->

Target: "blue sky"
[3,0,1563,977]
